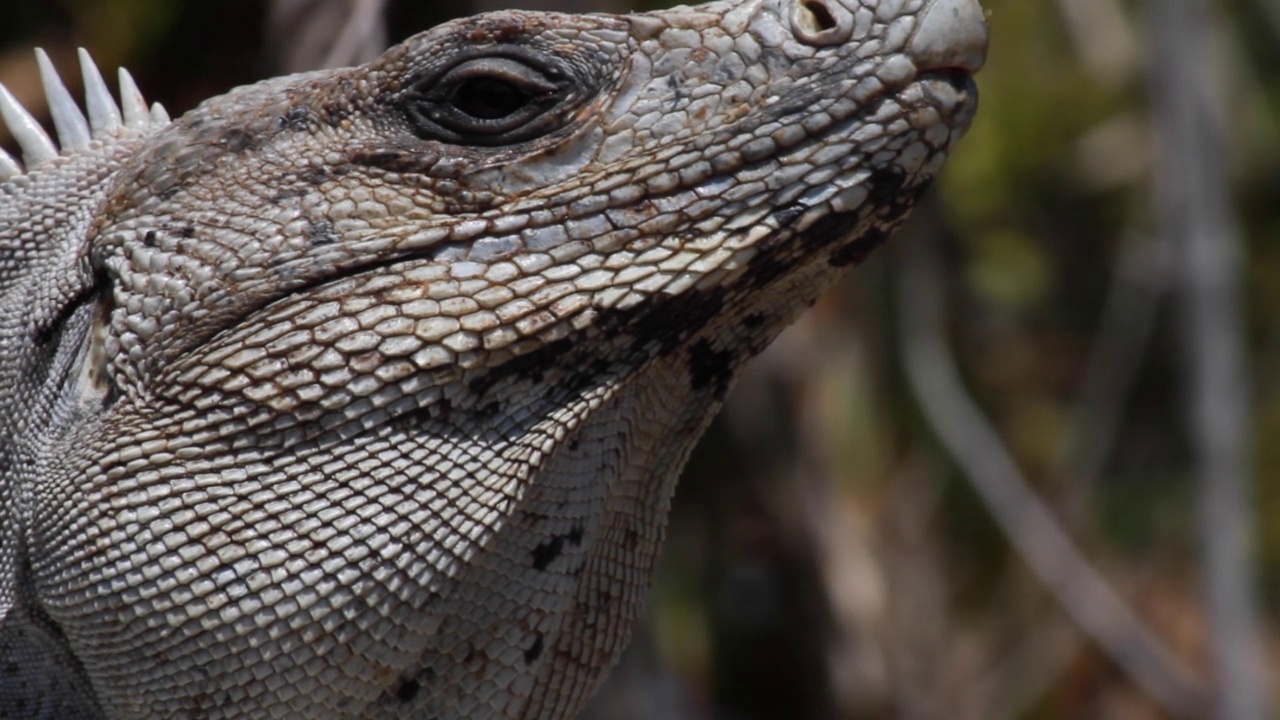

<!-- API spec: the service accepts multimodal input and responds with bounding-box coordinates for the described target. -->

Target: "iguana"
[0,0,987,717]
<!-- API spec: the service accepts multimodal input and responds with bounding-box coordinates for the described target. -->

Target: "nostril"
[792,0,853,46]
[800,0,837,32]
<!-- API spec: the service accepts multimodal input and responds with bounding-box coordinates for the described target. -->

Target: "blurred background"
[2,1,1276,718]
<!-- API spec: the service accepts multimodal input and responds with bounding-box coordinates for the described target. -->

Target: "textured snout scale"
[0,0,987,717]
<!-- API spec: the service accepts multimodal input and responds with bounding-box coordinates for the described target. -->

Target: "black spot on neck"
[770,202,807,228]
[396,679,420,703]
[687,339,734,400]
[530,526,585,571]
[523,634,544,664]
[531,535,565,571]
[475,400,502,422]
[866,167,905,204]
[605,288,727,355]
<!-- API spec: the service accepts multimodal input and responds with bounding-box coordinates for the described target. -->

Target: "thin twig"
[895,232,1207,718]
[1061,231,1170,504]
[1150,0,1272,716]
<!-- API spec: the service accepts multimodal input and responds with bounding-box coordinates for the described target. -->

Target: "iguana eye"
[448,60,554,119]
[403,55,569,146]
[453,76,527,118]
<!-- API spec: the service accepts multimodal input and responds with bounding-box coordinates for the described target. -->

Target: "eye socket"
[403,55,570,146]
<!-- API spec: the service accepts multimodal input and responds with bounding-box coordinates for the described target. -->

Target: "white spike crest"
[79,48,123,134]
[0,82,58,166]
[116,68,149,129]
[0,48,169,180]
[35,48,91,152]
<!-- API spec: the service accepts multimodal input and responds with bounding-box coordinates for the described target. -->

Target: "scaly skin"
[0,1,987,717]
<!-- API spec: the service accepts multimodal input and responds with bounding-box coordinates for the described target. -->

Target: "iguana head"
[90,0,985,391]
[1,1,986,717]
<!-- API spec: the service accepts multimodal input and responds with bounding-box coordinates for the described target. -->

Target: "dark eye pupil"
[452,78,530,120]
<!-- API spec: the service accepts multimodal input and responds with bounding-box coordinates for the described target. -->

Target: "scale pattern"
[0,1,986,717]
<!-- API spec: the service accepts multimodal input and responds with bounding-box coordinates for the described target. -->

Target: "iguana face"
[2,1,986,718]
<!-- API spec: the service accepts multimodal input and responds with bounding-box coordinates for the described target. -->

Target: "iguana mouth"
[922,66,978,90]
[914,68,980,121]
